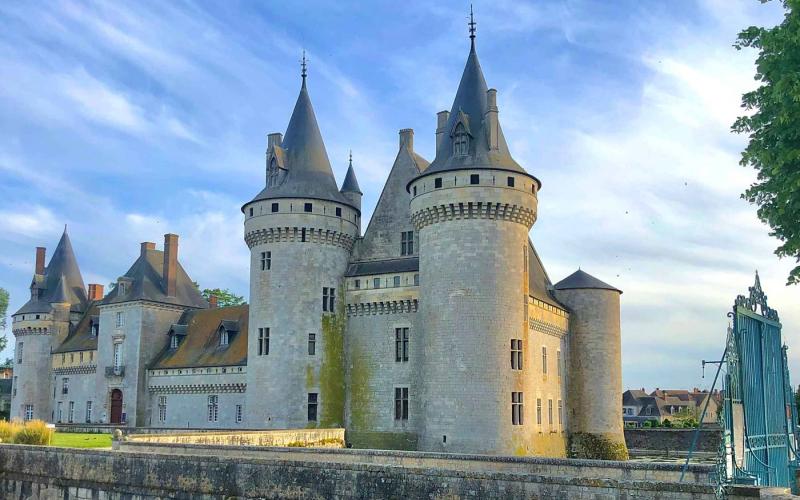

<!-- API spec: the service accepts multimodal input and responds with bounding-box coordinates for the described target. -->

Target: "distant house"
[0,361,12,420]
[623,388,720,427]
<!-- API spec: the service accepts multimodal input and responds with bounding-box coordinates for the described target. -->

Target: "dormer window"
[453,123,469,155]
[170,334,180,349]
[90,321,99,337]
[216,320,238,347]
[219,327,229,346]
[118,282,126,295]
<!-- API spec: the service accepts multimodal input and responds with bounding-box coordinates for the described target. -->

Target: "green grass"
[50,432,112,448]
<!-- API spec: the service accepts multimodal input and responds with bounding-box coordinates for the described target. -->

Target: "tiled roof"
[53,305,100,353]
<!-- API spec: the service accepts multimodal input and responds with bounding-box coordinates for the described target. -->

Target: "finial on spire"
[349,149,353,167]
[468,4,476,47]
[300,50,307,86]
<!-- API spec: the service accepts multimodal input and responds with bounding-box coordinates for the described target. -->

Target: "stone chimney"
[163,234,179,297]
[209,294,218,309]
[436,110,450,152]
[485,89,499,150]
[35,247,46,275]
[267,133,282,151]
[87,284,104,301]
[140,242,155,256]
[399,129,414,151]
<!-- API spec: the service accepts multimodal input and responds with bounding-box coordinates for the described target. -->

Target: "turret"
[554,270,627,460]
[242,55,359,429]
[408,14,541,454]
[340,151,362,216]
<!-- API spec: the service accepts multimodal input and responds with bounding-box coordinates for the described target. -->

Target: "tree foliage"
[733,0,800,285]
[0,287,8,353]
[201,288,246,308]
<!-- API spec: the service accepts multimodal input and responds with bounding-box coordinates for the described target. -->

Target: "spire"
[341,151,362,194]
[468,4,476,50]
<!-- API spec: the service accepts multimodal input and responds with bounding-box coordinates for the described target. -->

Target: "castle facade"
[10,30,626,458]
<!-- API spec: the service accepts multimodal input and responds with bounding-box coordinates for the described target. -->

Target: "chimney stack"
[485,89,499,150]
[141,242,155,256]
[399,128,414,151]
[163,234,179,297]
[267,133,282,151]
[87,284,104,301]
[209,294,218,309]
[35,247,46,275]
[436,110,450,152]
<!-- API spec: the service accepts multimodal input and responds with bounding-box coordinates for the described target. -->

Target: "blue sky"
[1,0,797,391]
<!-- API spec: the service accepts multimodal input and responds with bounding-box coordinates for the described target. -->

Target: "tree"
[0,287,8,353]
[201,288,246,308]
[733,0,800,285]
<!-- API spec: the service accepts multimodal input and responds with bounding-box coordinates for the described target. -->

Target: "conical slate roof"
[554,269,621,293]
[14,228,88,315]
[420,40,531,178]
[341,161,362,194]
[247,77,354,209]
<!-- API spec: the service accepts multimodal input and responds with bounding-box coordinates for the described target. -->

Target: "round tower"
[243,63,360,429]
[553,270,627,460]
[408,32,540,454]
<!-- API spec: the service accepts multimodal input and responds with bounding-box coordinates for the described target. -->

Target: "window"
[511,339,523,370]
[271,202,279,213]
[17,342,22,364]
[207,395,219,422]
[170,335,179,349]
[307,393,318,422]
[395,387,409,420]
[434,177,442,189]
[261,251,271,271]
[113,343,122,369]
[373,278,381,289]
[118,282,127,295]
[86,401,93,423]
[354,279,360,289]
[62,377,69,395]
[535,398,544,425]
[249,207,254,217]
[91,322,99,337]
[557,350,562,378]
[322,287,335,312]
[414,274,419,286]
[308,333,316,355]
[219,328,229,346]
[301,228,307,242]
[470,174,479,185]
[542,346,548,374]
[258,328,269,355]
[90,351,94,362]
[395,328,409,362]
[24,405,34,421]
[558,400,563,425]
[507,176,515,187]
[304,202,313,213]
[235,404,243,423]
[68,401,75,423]
[57,402,63,423]
[335,207,342,217]
[69,353,74,363]
[35,314,40,320]
[512,392,523,425]
[79,352,84,363]
[116,311,125,328]
[548,399,553,426]
[453,123,469,155]
[158,396,167,422]
[401,231,414,255]
[393,276,401,287]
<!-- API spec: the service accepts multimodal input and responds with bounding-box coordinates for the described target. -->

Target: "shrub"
[12,420,53,445]
[662,418,673,428]
[642,420,653,428]
[0,419,22,443]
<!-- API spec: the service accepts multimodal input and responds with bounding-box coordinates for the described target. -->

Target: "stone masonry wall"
[625,428,722,454]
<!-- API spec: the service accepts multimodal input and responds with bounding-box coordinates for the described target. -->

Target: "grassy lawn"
[50,432,113,448]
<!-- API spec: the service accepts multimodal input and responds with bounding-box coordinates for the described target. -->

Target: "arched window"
[453,123,469,155]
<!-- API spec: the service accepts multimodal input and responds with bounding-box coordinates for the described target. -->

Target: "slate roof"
[528,241,564,309]
[412,40,539,188]
[346,257,419,277]
[246,77,354,209]
[151,305,249,369]
[554,269,621,293]
[101,248,207,309]
[53,305,100,354]
[15,229,87,315]
[341,162,362,194]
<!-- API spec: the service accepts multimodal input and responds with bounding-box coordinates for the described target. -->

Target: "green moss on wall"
[569,432,629,461]
[348,342,374,430]
[319,283,346,428]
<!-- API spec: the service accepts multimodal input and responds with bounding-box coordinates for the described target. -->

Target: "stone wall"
[125,427,345,447]
[625,428,722,454]
[0,443,741,499]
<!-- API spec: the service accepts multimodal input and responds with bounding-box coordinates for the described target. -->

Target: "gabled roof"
[246,76,354,209]
[415,40,536,185]
[101,248,207,309]
[15,229,87,315]
[54,304,100,353]
[151,305,249,369]
[554,269,621,293]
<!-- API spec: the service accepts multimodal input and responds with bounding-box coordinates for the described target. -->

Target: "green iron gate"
[721,272,798,489]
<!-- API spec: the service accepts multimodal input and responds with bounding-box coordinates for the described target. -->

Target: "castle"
[9,26,627,458]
